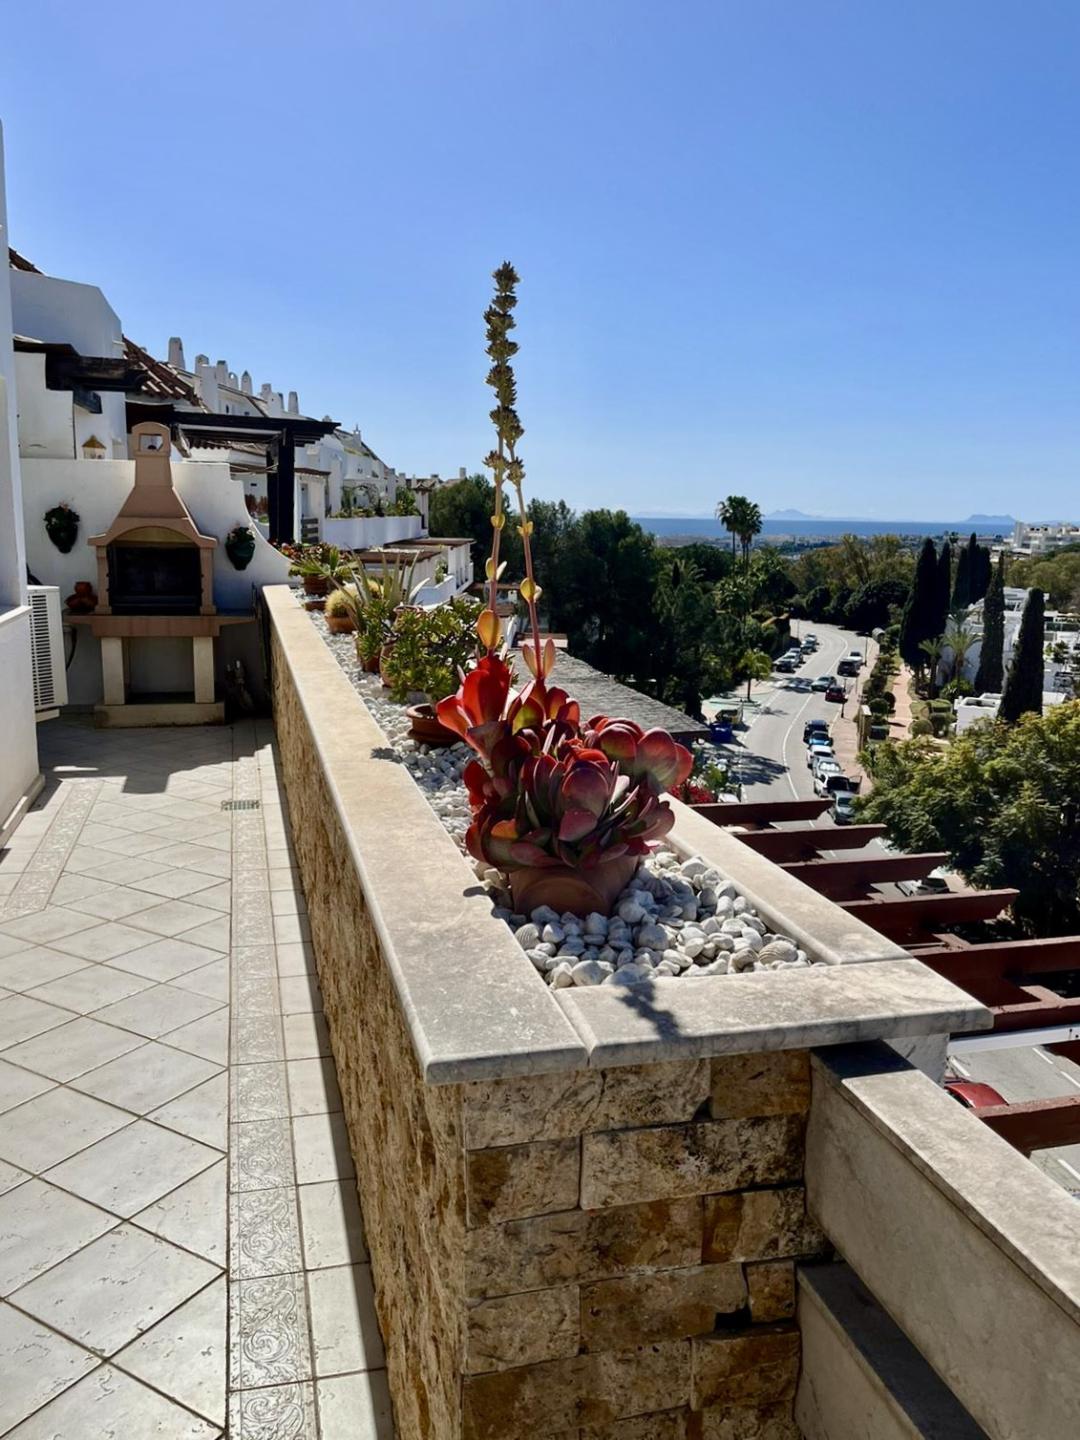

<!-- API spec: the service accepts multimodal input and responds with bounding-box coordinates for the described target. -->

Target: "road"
[724,623,870,803]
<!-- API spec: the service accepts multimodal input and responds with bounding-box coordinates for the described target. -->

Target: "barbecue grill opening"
[106,539,202,614]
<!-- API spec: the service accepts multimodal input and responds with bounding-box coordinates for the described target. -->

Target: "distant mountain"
[963,514,1015,526]
[766,508,819,520]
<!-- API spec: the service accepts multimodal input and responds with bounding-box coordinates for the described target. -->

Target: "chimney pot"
[241,371,252,394]
[167,337,186,371]
[288,390,299,414]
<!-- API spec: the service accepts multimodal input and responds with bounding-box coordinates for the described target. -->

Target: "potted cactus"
[436,264,691,915]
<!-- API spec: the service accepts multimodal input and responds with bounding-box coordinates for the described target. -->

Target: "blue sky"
[3,1,1079,519]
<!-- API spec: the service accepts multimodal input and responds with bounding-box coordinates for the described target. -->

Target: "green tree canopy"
[860,702,1080,936]
[934,539,953,636]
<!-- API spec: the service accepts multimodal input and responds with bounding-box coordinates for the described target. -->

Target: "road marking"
[1056,1159,1080,1183]
[1058,1071,1080,1090]
[1035,1049,1058,1067]
[778,628,852,800]
[949,1057,971,1078]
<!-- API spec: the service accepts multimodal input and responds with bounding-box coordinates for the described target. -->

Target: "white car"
[806,737,834,767]
[812,762,843,795]
[812,753,839,779]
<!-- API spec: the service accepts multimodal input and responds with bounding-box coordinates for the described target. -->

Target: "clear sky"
[2,1,1079,519]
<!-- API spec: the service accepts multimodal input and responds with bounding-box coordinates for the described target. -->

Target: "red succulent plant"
[437,655,692,874]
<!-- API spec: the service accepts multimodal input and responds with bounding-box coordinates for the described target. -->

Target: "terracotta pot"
[304,596,326,612]
[65,581,98,615]
[508,853,641,919]
[406,703,458,747]
[325,614,355,634]
[303,575,329,597]
[360,649,381,673]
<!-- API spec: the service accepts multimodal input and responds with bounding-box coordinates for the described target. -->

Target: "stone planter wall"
[267,585,990,1440]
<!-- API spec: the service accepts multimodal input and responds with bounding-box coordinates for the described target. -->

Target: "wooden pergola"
[695,795,1080,1159]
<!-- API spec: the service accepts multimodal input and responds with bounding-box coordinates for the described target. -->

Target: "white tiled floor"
[0,719,392,1438]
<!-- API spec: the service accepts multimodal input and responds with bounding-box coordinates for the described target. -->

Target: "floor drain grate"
[221,799,261,811]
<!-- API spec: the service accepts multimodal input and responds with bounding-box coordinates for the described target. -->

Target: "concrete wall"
[0,126,40,837]
[21,455,290,705]
[322,515,423,549]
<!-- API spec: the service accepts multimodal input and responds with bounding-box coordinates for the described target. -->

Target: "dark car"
[774,657,797,673]
[824,684,845,703]
[803,718,830,744]
[837,658,860,677]
[944,1079,1007,1110]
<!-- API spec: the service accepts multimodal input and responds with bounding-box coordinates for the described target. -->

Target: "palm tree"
[739,647,773,703]
[943,623,976,683]
[716,497,740,559]
[919,635,945,697]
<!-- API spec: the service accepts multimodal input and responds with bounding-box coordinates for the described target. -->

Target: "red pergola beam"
[691,798,831,828]
[840,889,1019,940]
[990,996,1080,1032]
[735,824,886,862]
[782,852,950,901]
[917,936,1080,983]
[973,1094,1080,1156]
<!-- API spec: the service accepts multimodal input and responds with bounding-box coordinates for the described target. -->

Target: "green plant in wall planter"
[225,524,257,570]
[44,502,80,554]
[381,597,483,742]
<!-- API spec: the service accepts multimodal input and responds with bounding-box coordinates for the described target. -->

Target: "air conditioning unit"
[27,585,68,716]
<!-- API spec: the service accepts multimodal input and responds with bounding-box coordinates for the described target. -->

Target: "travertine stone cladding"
[273,622,827,1439]
[459,1052,826,1439]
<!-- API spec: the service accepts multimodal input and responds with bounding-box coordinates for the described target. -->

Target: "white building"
[0,129,41,842]
[1011,520,1080,557]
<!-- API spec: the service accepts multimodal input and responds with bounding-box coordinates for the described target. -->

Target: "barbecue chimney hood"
[89,422,217,616]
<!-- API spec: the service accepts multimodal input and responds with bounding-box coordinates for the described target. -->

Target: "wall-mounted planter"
[224,525,257,570]
[44,503,80,554]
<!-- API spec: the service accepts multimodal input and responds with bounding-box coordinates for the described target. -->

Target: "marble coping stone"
[555,961,990,1068]
[811,1043,1080,1327]
[267,585,588,1083]
[667,799,914,967]
[268,586,990,1086]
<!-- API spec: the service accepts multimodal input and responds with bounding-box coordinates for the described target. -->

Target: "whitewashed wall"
[0,125,41,833]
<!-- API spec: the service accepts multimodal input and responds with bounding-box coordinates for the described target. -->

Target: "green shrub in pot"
[381,596,482,704]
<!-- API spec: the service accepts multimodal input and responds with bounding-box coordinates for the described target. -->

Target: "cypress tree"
[999,587,1045,725]
[975,555,1005,693]
[969,539,991,603]
[899,538,939,668]
[934,539,952,636]
[952,541,971,611]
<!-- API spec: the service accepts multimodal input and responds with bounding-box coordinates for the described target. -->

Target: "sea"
[633,516,1012,543]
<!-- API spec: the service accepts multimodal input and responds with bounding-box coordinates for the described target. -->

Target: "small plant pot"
[225,530,257,570]
[508,853,641,919]
[406,703,458,747]
[325,614,356,634]
[305,596,327,612]
[65,581,98,615]
[359,649,381,673]
[303,575,330,597]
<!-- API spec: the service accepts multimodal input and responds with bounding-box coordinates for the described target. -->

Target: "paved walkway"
[0,720,391,1438]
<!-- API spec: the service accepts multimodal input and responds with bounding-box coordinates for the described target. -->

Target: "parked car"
[837,658,860,677]
[774,656,797,673]
[898,872,951,897]
[806,738,835,767]
[832,791,857,824]
[812,764,844,795]
[846,649,864,667]
[811,756,839,783]
[825,684,846,703]
[944,1079,1007,1110]
[819,772,858,798]
[811,675,835,692]
[803,718,830,744]
[803,632,818,647]
[800,639,816,654]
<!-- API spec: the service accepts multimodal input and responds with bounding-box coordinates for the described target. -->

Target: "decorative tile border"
[2,780,101,919]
